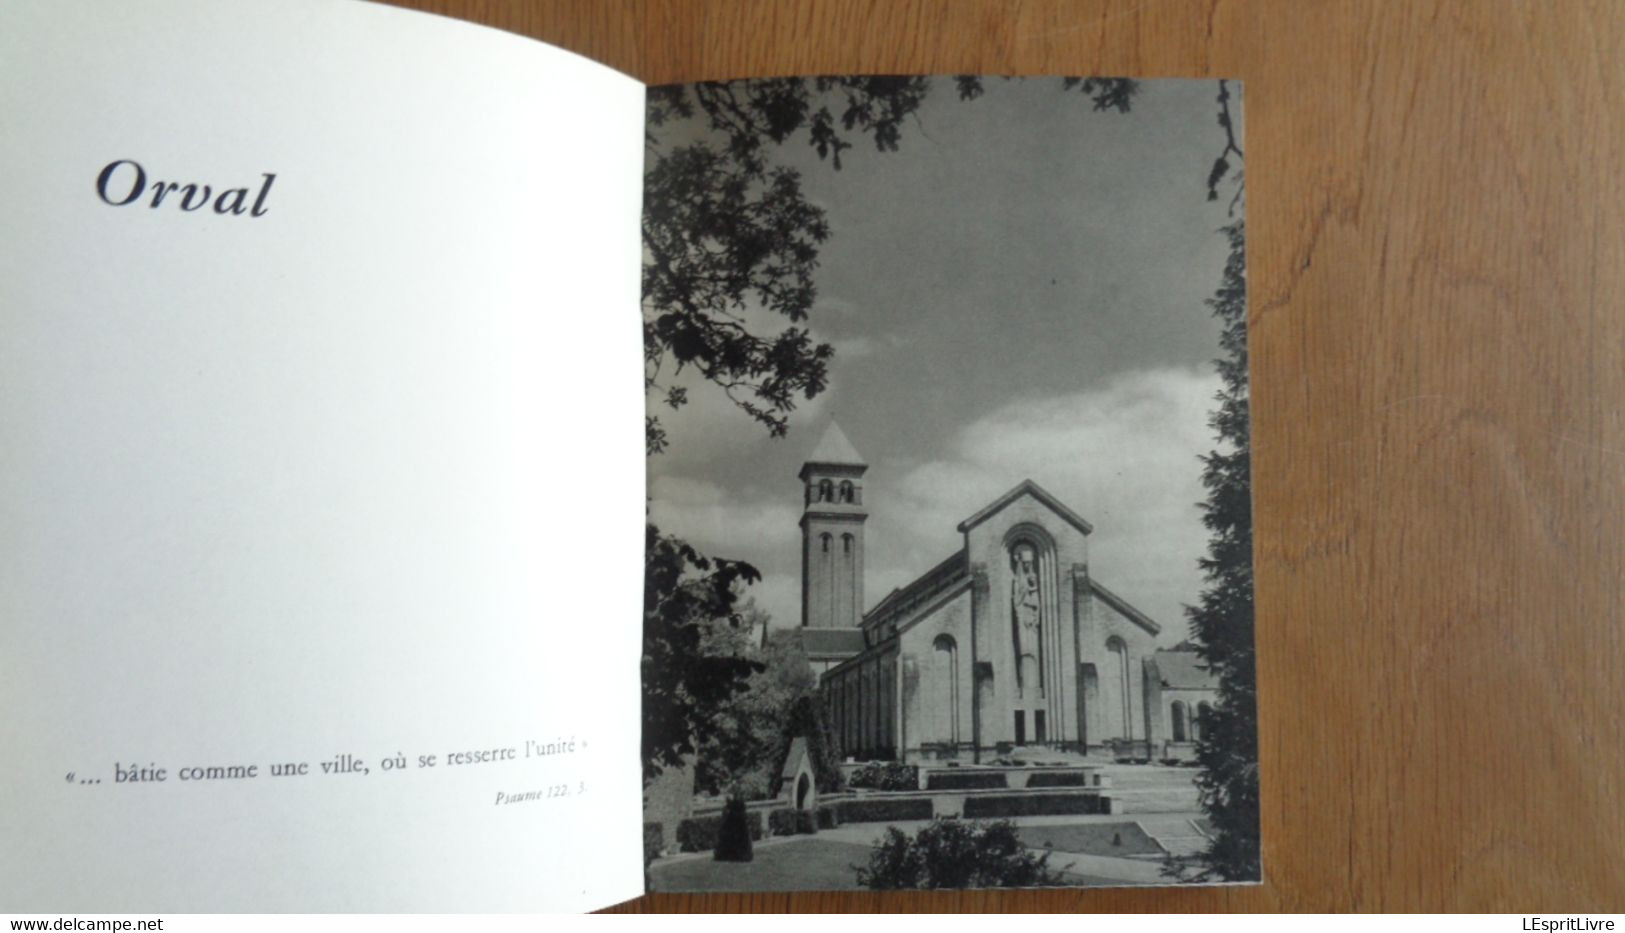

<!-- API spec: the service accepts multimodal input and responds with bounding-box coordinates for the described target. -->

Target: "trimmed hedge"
[925,770,1007,790]
[848,761,918,791]
[1026,771,1093,788]
[816,806,841,829]
[714,797,754,862]
[768,808,823,836]
[962,792,1105,818]
[833,796,934,823]
[767,808,798,837]
[675,810,764,853]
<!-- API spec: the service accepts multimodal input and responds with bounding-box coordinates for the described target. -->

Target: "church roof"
[800,627,868,661]
[780,737,810,778]
[806,421,864,466]
[1149,649,1217,690]
[956,479,1094,536]
[1088,578,1161,636]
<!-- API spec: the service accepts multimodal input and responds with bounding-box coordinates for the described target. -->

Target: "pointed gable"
[806,420,863,466]
[955,478,1094,536]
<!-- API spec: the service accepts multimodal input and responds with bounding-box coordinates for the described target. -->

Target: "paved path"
[1135,815,1211,857]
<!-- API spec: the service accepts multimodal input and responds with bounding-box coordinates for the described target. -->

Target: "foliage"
[767,808,799,836]
[1025,770,1093,788]
[642,76,1141,453]
[923,769,1004,791]
[713,796,756,862]
[856,819,1064,890]
[1185,215,1259,883]
[848,761,919,791]
[674,808,764,853]
[781,692,845,792]
[961,792,1106,818]
[691,625,827,798]
[831,797,933,824]
[642,523,764,782]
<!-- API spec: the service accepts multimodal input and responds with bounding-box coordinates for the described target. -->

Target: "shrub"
[847,761,918,791]
[767,808,798,837]
[795,811,818,834]
[856,819,1064,889]
[925,770,1006,790]
[962,792,1104,818]
[713,796,754,862]
[1025,771,1091,788]
[816,806,841,829]
[833,797,933,823]
[675,809,764,852]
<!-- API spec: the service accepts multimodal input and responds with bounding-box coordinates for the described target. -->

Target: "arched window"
[1171,701,1188,742]
[1196,702,1213,742]
[838,480,854,503]
[820,532,831,553]
[842,533,852,554]
[817,479,834,502]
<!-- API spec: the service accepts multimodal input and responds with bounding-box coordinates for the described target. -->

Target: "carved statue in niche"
[1011,544,1042,634]
[1010,542,1043,691]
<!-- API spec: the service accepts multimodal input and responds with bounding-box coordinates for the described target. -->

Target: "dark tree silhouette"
[1186,79,1257,881]
[1188,217,1257,882]
[642,523,762,782]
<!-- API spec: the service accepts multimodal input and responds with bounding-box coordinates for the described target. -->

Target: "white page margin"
[0,0,645,913]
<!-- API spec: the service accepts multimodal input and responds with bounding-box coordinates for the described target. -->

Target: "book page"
[0,0,644,913]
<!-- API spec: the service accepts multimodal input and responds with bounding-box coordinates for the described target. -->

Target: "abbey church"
[796,423,1217,764]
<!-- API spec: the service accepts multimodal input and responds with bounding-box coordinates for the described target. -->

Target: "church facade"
[797,422,1213,763]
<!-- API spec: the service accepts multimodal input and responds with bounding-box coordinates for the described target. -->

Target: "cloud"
[868,365,1222,639]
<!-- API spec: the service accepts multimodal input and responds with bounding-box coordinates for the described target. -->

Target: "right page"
[639,75,1256,892]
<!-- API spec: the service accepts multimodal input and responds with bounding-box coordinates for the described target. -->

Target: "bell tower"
[800,421,867,629]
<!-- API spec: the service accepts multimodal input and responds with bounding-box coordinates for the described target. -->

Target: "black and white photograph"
[639,74,1257,891]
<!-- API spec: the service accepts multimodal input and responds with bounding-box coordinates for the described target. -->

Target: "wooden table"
[386,0,1625,912]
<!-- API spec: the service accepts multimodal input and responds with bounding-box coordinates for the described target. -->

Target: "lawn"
[1016,821,1163,857]
[649,838,875,892]
[650,832,1144,891]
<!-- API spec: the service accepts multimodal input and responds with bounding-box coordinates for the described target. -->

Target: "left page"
[0,0,645,913]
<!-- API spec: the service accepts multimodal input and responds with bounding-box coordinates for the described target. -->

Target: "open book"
[0,0,1257,913]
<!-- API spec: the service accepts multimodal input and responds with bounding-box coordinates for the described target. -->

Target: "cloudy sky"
[647,77,1243,643]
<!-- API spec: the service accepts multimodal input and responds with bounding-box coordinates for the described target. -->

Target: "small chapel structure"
[796,422,1216,763]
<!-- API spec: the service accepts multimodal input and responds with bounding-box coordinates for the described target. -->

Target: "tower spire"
[799,421,868,629]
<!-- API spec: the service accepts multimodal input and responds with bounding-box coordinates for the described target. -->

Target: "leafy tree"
[692,621,814,797]
[1185,79,1258,882]
[642,76,1140,451]
[857,819,1063,889]
[778,692,844,793]
[641,523,763,782]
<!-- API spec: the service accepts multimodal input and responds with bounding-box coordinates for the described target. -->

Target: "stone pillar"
[969,563,990,762]
[899,653,918,763]
[1070,563,1091,750]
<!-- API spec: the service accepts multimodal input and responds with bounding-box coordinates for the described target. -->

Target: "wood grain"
[382,0,1625,911]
